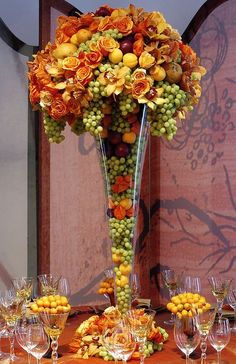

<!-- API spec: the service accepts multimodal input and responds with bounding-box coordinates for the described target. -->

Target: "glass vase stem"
[217,350,221,364]
[138,339,146,364]
[200,335,207,364]
[51,336,59,364]
[9,331,15,361]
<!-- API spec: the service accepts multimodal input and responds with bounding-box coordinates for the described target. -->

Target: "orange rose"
[67,97,81,116]
[76,65,93,85]
[62,56,80,71]
[89,18,100,33]
[139,51,155,69]
[50,96,68,120]
[98,16,113,31]
[55,29,70,44]
[39,90,54,107]
[98,37,119,55]
[112,16,133,35]
[132,79,151,99]
[29,84,40,104]
[133,33,144,57]
[132,68,146,80]
[77,51,86,66]
[85,51,103,68]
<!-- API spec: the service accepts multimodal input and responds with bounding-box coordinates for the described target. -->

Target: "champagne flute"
[39,311,69,363]
[161,270,183,325]
[208,276,232,318]
[0,289,24,361]
[125,308,155,364]
[27,324,50,364]
[184,276,201,293]
[208,317,231,364]
[195,308,216,364]
[227,288,236,332]
[174,316,200,364]
[38,274,61,296]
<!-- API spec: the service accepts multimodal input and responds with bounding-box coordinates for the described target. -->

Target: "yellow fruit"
[109,49,123,64]
[76,29,92,44]
[122,132,136,144]
[182,310,188,317]
[50,301,57,309]
[184,303,191,310]
[31,303,39,313]
[50,308,57,314]
[38,307,44,313]
[62,305,70,313]
[57,305,63,313]
[43,300,50,308]
[171,306,178,314]
[123,53,138,68]
[60,297,68,306]
[52,43,77,59]
[36,299,44,307]
[112,253,121,263]
[70,33,79,45]
[119,263,132,276]
[149,65,166,81]
[177,304,184,312]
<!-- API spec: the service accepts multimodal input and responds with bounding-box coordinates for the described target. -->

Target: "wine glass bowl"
[208,317,231,364]
[195,308,216,364]
[27,323,50,364]
[183,276,201,293]
[38,274,61,296]
[39,311,69,363]
[12,277,34,305]
[174,316,200,363]
[227,288,236,332]
[208,276,232,318]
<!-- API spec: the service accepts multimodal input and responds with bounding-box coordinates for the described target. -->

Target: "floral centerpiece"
[27,3,205,317]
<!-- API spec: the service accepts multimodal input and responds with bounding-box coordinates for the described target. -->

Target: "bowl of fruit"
[166,292,211,319]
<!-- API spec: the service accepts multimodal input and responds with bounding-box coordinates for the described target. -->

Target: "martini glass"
[39,311,69,363]
[161,270,183,325]
[208,276,232,318]
[124,308,155,364]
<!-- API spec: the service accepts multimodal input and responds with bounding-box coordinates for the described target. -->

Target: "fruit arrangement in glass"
[98,269,115,306]
[167,292,211,319]
[30,295,71,315]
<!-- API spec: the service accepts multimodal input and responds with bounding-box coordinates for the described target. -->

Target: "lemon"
[109,49,123,64]
[123,53,138,68]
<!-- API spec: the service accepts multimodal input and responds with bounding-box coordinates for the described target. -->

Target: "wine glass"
[58,277,71,298]
[0,289,24,361]
[184,276,201,293]
[195,308,216,364]
[38,274,61,296]
[12,277,34,305]
[227,288,236,332]
[39,311,69,363]
[0,314,8,361]
[27,323,50,364]
[103,323,136,364]
[208,276,232,318]
[15,316,40,364]
[130,273,141,303]
[124,308,155,364]
[174,316,200,364]
[161,269,183,325]
[208,317,231,364]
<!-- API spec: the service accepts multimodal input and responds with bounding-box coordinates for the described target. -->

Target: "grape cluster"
[110,112,131,133]
[106,156,135,184]
[82,101,104,136]
[77,29,123,54]
[43,114,66,143]
[98,347,113,361]
[148,81,188,140]
[71,118,86,136]
[88,80,106,101]
[118,94,137,116]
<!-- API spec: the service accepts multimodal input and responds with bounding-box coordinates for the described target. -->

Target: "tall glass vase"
[97,104,149,314]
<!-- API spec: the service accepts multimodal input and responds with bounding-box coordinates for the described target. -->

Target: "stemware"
[38,274,61,296]
[174,316,200,364]
[195,308,216,364]
[57,277,71,298]
[0,314,8,360]
[130,273,141,304]
[27,324,50,364]
[227,288,236,332]
[208,276,232,318]
[0,289,24,361]
[15,316,40,364]
[125,308,155,364]
[184,276,201,293]
[103,323,136,364]
[161,269,183,325]
[208,317,231,364]
[12,277,34,305]
[39,311,69,363]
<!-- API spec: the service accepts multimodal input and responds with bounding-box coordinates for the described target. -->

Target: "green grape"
[43,113,66,143]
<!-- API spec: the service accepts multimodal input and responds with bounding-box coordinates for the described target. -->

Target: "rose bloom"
[98,16,113,31]
[50,96,68,120]
[39,90,54,108]
[85,51,103,69]
[76,65,93,85]
[62,56,80,71]
[98,36,120,55]
[132,79,151,99]
[132,68,146,80]
[113,16,133,35]
[67,97,81,116]
[139,51,155,69]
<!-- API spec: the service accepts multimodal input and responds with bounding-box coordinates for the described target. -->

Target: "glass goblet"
[174,316,200,364]
[0,314,8,360]
[38,274,61,296]
[27,323,50,364]
[208,317,231,364]
[195,308,216,364]
[12,277,34,305]
[57,277,71,298]
[0,289,24,361]
[102,326,123,364]
[15,316,40,364]
[125,308,155,364]
[208,276,232,318]
[227,288,236,332]
[184,276,201,293]
[161,269,183,325]
[39,311,69,364]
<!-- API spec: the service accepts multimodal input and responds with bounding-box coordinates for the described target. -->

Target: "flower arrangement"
[27,4,206,316]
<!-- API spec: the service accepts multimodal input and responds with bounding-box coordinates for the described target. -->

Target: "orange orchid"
[98,66,130,96]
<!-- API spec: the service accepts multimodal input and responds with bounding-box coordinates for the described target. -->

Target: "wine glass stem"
[217,299,223,318]
[51,336,59,364]
[8,330,15,361]
[186,353,190,364]
[138,339,146,364]
[27,351,31,364]
[200,335,207,364]
[217,350,221,364]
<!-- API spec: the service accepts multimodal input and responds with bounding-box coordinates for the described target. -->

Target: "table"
[1,310,235,363]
